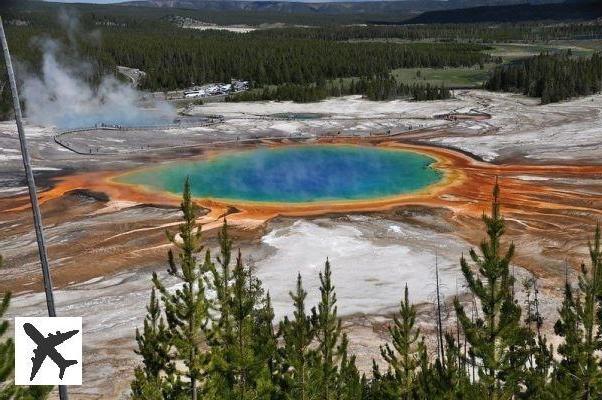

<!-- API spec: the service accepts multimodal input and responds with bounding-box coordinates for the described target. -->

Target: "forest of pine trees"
[2,1,602,117]
[226,75,451,103]
[0,13,491,93]
[259,22,602,44]
[485,52,602,104]
[0,255,52,399]
[0,16,487,117]
[3,2,601,115]
[129,179,602,399]
[4,2,602,42]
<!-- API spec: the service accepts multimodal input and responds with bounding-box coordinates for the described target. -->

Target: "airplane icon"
[23,323,79,381]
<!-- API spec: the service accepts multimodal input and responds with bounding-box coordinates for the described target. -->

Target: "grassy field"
[386,42,600,90]
[561,40,602,51]
[390,66,492,88]
[488,43,595,61]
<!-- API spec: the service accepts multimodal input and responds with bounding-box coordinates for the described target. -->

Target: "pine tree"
[552,272,581,398]
[338,334,362,400]
[253,292,281,399]
[131,288,174,400]
[206,220,235,397]
[229,250,259,398]
[366,361,392,400]
[152,177,212,399]
[439,330,473,398]
[0,263,16,399]
[0,254,51,400]
[380,284,421,400]
[231,250,275,399]
[453,181,531,399]
[553,225,602,399]
[414,337,436,399]
[312,259,359,400]
[522,277,553,399]
[207,223,276,400]
[280,274,317,400]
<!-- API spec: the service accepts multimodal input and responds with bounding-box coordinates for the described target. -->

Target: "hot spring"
[118,145,443,203]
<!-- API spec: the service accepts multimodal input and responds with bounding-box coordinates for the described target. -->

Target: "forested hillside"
[262,22,602,42]
[1,1,601,116]
[1,0,391,26]
[1,2,491,91]
[120,0,564,16]
[406,1,602,24]
[0,2,494,114]
[485,52,602,103]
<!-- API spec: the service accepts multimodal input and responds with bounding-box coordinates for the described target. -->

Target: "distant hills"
[119,0,565,16]
[405,0,602,24]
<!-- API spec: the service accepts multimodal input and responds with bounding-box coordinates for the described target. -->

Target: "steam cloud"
[21,14,174,129]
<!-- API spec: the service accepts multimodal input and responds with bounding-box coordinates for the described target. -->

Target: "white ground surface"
[8,216,467,332]
[257,217,464,317]
[194,91,602,163]
[182,23,256,33]
[197,95,459,116]
[434,91,602,162]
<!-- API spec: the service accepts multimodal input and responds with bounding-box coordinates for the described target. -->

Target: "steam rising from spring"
[20,13,174,129]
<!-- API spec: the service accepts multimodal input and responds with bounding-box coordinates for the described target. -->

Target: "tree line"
[2,0,377,29]
[254,22,602,44]
[226,75,451,103]
[2,3,492,93]
[404,2,602,26]
[122,38,488,91]
[2,2,600,117]
[0,14,489,118]
[120,179,602,399]
[7,1,602,36]
[485,51,602,104]
[7,1,601,42]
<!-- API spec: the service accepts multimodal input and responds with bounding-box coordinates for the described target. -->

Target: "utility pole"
[0,17,69,400]
[435,250,445,367]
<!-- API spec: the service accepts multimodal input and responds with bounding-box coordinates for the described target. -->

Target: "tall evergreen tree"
[207,223,277,400]
[152,177,212,399]
[551,271,581,398]
[206,221,235,396]
[131,288,174,400]
[553,224,602,399]
[453,182,531,399]
[521,277,554,399]
[337,334,362,400]
[280,274,317,400]
[0,254,51,400]
[380,284,421,400]
[312,260,359,400]
[413,337,437,399]
[253,292,282,398]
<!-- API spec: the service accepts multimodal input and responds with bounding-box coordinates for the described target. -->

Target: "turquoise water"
[119,145,442,203]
